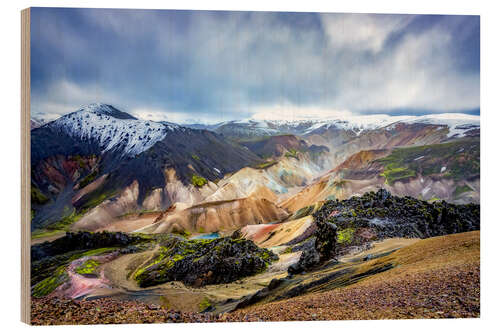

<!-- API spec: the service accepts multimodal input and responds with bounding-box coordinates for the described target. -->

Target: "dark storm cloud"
[30,8,480,123]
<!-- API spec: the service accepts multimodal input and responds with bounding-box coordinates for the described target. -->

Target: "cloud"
[328,21,479,112]
[30,79,118,118]
[130,107,236,124]
[250,104,353,121]
[319,13,414,53]
[30,9,480,123]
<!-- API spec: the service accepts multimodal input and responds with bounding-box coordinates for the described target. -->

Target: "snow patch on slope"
[396,113,480,138]
[50,103,179,156]
[250,112,479,137]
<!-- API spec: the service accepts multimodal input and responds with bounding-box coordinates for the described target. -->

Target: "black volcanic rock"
[287,239,321,275]
[134,237,278,287]
[315,189,480,240]
[288,217,338,275]
[289,189,480,274]
[31,231,145,262]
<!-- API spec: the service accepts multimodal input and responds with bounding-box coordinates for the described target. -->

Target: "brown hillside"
[224,231,480,321]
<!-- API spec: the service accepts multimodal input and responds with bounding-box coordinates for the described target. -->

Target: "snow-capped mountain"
[388,113,480,138]
[30,117,46,129]
[45,103,181,157]
[30,103,480,234]
[30,103,264,229]
[204,112,479,140]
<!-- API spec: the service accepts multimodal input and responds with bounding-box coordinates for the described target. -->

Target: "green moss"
[453,184,473,197]
[191,174,208,187]
[78,170,98,188]
[78,247,117,258]
[75,259,100,276]
[79,190,117,212]
[337,228,355,245]
[199,297,212,312]
[31,246,121,292]
[377,140,479,184]
[32,266,68,298]
[134,237,276,287]
[285,148,299,159]
[31,229,64,240]
[171,253,185,261]
[32,247,120,297]
[133,243,183,282]
[191,154,200,161]
[258,251,271,260]
[380,166,417,185]
[292,205,314,219]
[31,186,49,205]
[254,160,278,169]
[428,196,441,203]
[172,228,191,238]
[45,209,85,231]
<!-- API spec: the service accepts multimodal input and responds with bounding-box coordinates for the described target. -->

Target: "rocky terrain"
[29,104,481,324]
[31,104,480,237]
[31,297,216,325]
[134,237,278,287]
[31,231,480,324]
[30,190,480,322]
[224,232,480,321]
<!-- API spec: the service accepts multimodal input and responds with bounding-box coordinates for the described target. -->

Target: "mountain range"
[30,103,479,235]
[30,103,481,322]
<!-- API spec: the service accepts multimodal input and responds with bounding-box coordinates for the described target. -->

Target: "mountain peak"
[50,104,176,157]
[76,103,137,120]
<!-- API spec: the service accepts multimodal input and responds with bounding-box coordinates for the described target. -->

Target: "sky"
[30,8,480,124]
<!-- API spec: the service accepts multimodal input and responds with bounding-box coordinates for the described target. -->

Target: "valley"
[29,103,480,324]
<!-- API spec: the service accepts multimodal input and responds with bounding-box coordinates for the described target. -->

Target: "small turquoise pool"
[190,232,220,240]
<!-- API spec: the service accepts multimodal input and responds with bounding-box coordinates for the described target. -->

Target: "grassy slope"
[377,139,479,185]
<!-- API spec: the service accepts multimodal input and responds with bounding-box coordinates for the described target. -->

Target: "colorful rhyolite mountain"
[30,103,479,236]
[30,103,480,322]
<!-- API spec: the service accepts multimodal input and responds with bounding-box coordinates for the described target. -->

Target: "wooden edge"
[21,7,31,325]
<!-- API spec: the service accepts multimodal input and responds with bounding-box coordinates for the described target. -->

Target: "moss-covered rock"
[32,266,68,298]
[314,189,480,241]
[337,228,355,245]
[289,189,480,274]
[134,237,278,288]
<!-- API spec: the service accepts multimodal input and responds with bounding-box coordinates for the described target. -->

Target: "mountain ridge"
[30,103,480,236]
